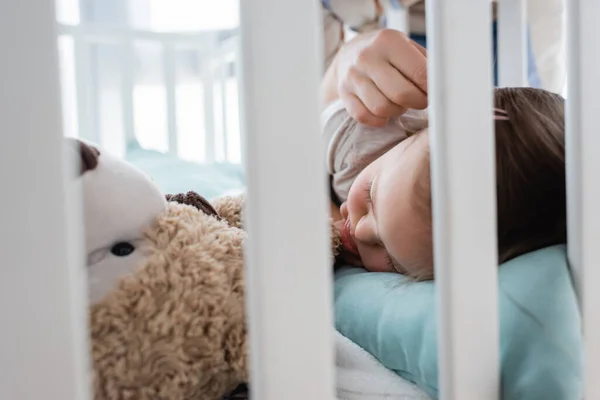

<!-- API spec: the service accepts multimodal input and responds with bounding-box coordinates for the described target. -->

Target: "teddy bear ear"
[165,191,221,220]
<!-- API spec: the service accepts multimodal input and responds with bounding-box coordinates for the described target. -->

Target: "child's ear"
[165,191,221,220]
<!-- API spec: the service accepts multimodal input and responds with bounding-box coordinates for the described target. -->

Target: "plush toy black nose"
[66,138,101,176]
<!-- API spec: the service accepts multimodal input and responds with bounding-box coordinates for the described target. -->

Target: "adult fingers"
[347,70,407,118]
[368,61,428,110]
[411,40,427,57]
[383,34,429,94]
[340,90,389,127]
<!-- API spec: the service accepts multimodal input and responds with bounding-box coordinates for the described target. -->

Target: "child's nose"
[354,216,377,244]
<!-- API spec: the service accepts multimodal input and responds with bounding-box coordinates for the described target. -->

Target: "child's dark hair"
[413,87,566,278]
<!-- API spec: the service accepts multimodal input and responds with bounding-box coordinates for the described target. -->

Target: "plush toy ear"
[165,191,221,220]
[65,137,101,175]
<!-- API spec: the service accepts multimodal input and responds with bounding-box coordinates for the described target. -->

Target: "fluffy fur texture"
[90,194,342,400]
[91,200,246,400]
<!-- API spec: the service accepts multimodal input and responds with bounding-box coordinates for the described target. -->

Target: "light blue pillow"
[334,245,582,399]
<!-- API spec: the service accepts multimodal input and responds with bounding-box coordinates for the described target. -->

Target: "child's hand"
[334,29,428,127]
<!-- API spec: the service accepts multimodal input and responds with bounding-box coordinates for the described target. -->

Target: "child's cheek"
[357,245,394,273]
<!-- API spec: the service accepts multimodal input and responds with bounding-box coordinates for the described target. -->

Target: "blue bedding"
[125,146,245,199]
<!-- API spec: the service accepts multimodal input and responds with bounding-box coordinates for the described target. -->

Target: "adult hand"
[334,29,428,126]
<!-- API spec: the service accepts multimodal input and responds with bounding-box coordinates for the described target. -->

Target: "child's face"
[339,133,432,275]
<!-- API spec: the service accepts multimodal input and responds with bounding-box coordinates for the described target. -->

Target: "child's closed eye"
[385,251,409,275]
[385,252,396,272]
[364,179,374,204]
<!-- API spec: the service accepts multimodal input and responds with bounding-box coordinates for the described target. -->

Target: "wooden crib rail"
[566,0,600,398]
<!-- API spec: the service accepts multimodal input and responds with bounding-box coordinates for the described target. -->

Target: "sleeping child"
[326,87,566,280]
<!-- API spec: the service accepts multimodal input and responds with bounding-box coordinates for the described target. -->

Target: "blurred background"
[55,0,245,198]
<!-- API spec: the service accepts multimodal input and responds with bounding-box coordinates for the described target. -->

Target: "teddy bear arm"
[212,194,245,230]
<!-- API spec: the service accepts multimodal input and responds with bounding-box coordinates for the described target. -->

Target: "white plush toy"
[67,139,167,303]
[67,138,251,400]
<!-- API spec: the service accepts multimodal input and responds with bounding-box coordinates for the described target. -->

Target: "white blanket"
[335,331,432,400]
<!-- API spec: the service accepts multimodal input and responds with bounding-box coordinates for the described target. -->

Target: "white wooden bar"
[121,41,137,148]
[234,36,246,167]
[239,0,335,398]
[385,2,410,33]
[57,24,240,48]
[74,38,99,142]
[0,1,90,400]
[498,0,528,87]
[163,44,179,156]
[202,35,216,163]
[217,53,229,162]
[425,0,500,399]
[565,0,600,398]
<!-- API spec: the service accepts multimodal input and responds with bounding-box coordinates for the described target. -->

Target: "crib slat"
[498,0,528,87]
[425,0,500,399]
[0,1,90,400]
[565,0,600,398]
[234,36,246,167]
[217,56,229,162]
[202,34,217,163]
[74,38,99,142]
[121,40,137,149]
[385,2,411,33]
[239,0,335,398]
[163,44,179,156]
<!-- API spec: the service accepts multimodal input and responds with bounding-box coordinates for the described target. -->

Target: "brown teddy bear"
[71,138,341,400]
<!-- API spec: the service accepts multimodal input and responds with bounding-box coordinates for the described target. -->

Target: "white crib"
[57,22,242,163]
[0,0,597,399]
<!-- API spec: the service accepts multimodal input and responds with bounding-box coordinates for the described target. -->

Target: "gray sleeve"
[321,101,428,203]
